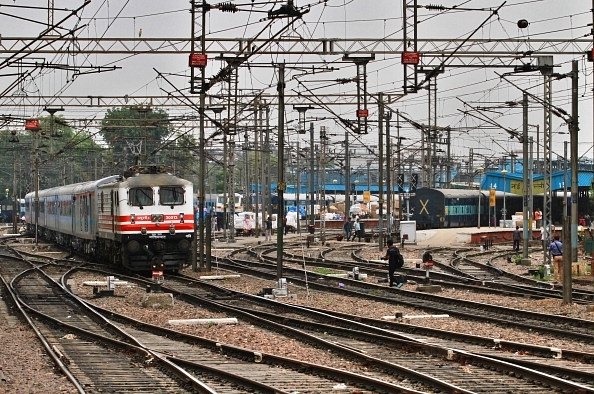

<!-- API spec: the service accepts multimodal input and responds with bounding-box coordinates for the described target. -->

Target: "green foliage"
[532,265,552,281]
[100,106,172,171]
[0,115,105,198]
[512,255,523,265]
[312,267,342,275]
[162,132,200,181]
[0,106,209,201]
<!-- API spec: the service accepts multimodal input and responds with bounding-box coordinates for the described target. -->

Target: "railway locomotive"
[24,165,194,272]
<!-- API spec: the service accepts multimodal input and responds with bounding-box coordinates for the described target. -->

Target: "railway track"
[429,248,594,303]
[4,236,594,392]
[218,248,594,346]
[78,266,594,393]
[2,255,224,393]
[76,302,421,394]
[2,243,423,393]
[271,242,594,304]
[68,268,427,393]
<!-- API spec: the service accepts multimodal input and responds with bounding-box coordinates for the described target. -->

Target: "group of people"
[509,208,543,253]
[342,217,363,241]
[344,216,406,287]
[507,207,568,282]
[512,210,563,281]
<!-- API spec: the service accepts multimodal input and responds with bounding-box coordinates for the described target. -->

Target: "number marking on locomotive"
[419,199,430,214]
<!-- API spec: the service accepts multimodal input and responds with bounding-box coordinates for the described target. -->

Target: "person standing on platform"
[513,226,521,253]
[549,235,563,282]
[585,228,594,277]
[212,214,218,233]
[353,218,363,242]
[243,215,252,236]
[541,223,549,252]
[265,216,273,241]
[353,218,361,241]
[343,218,353,241]
[534,208,542,229]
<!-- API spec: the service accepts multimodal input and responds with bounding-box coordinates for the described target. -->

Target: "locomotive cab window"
[129,187,154,207]
[159,186,185,206]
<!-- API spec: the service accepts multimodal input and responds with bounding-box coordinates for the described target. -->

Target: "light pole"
[477,167,484,229]
[501,169,508,227]
[333,179,337,203]
[24,118,41,246]
[294,105,314,226]
[4,188,8,224]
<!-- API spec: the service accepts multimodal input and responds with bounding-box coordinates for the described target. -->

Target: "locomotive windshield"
[159,186,185,205]
[129,187,154,207]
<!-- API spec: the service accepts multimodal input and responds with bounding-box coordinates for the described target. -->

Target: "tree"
[0,115,105,199]
[99,106,171,173]
[158,131,199,181]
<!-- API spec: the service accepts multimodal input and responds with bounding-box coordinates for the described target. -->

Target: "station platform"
[210,226,523,249]
[415,226,526,247]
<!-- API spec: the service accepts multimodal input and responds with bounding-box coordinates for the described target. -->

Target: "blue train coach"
[409,188,523,229]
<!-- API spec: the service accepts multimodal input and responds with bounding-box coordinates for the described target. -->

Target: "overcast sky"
[0,0,592,171]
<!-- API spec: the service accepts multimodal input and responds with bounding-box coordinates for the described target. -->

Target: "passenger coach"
[410,188,523,229]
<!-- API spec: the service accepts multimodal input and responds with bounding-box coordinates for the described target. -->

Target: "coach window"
[129,187,153,207]
[159,186,184,206]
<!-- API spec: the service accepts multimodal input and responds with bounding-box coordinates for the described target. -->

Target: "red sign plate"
[401,51,420,65]
[152,270,164,277]
[356,109,369,118]
[25,118,40,131]
[189,53,208,67]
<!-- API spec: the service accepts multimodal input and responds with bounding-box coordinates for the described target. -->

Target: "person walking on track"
[549,235,563,282]
[513,225,521,253]
[382,239,405,287]
[352,218,361,241]
[343,218,353,241]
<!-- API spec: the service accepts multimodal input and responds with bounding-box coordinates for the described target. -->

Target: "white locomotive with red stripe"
[24,165,194,272]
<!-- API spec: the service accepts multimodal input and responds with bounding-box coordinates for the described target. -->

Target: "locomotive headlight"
[130,213,135,224]
[141,227,147,235]
[179,213,184,223]
[178,239,190,251]
[169,224,175,235]
[126,240,140,253]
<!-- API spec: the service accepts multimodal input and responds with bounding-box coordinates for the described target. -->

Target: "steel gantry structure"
[1,17,591,269]
[2,34,588,208]
[0,36,589,58]
[1,36,590,110]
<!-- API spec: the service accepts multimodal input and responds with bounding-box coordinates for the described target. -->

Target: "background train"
[407,188,571,230]
[214,192,332,217]
[0,198,25,224]
[24,165,194,272]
